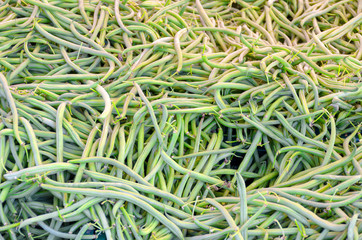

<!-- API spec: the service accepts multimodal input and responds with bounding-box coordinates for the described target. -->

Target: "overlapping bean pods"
[0,0,361,239]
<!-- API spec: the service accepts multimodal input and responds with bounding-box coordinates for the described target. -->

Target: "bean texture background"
[0,0,361,239]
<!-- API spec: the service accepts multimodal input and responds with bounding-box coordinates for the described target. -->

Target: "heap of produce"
[0,0,361,239]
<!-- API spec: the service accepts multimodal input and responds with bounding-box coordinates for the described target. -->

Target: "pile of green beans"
[0,0,361,239]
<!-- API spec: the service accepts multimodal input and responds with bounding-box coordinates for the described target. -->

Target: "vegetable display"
[0,0,361,239]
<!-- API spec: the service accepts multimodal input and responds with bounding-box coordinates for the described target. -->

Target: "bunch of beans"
[0,0,361,239]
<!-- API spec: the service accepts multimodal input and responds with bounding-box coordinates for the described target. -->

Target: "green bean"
[0,222,20,232]
[176,116,204,197]
[134,82,164,147]
[0,73,22,146]
[69,156,153,186]
[24,0,79,18]
[239,203,267,238]
[323,176,361,195]
[74,223,92,240]
[148,0,189,22]
[347,213,359,240]
[241,114,290,146]
[41,184,184,239]
[20,200,96,239]
[175,28,188,73]
[275,111,341,159]
[236,173,248,240]
[119,205,141,240]
[275,148,356,187]
[1,1,361,238]
[19,117,42,166]
[94,203,114,240]
[161,150,231,190]
[19,197,99,229]
[205,198,243,240]
[35,22,121,67]
[4,163,77,180]
[321,112,336,165]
